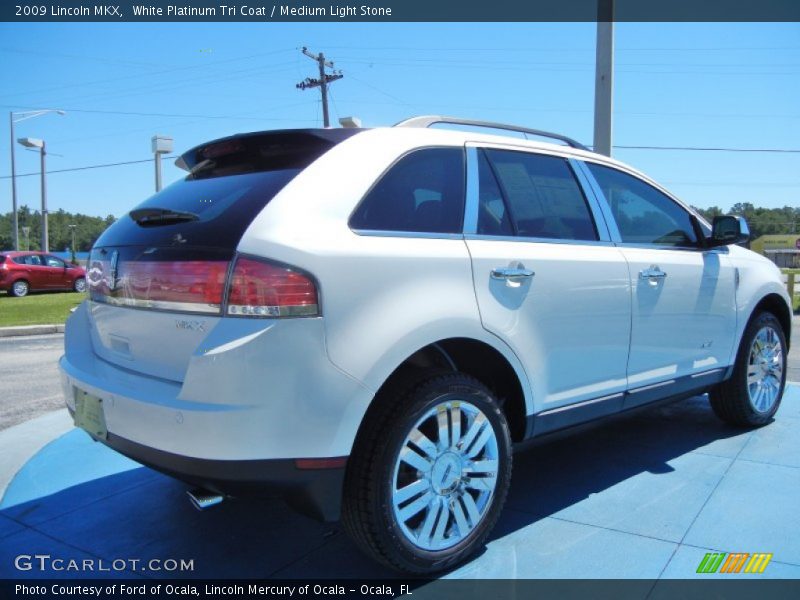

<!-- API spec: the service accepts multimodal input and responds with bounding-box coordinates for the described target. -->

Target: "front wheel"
[342,373,512,574]
[10,280,29,297]
[710,311,787,427]
[73,277,86,293]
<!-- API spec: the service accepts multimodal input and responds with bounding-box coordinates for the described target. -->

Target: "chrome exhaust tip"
[187,488,224,511]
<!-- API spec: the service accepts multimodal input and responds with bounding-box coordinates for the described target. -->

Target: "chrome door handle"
[639,265,667,279]
[491,267,535,280]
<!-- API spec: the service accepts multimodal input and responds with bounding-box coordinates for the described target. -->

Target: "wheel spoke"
[465,459,498,474]
[394,479,430,506]
[437,406,450,450]
[459,414,486,454]
[451,497,470,536]
[466,426,494,459]
[400,446,432,473]
[418,495,445,545]
[398,490,434,522]
[460,492,482,526]
[450,404,461,451]
[409,428,438,460]
[465,475,496,493]
[431,497,449,545]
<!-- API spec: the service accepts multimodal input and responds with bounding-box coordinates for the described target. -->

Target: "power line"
[0,156,178,179]
[614,145,800,153]
[0,103,316,122]
[3,143,799,182]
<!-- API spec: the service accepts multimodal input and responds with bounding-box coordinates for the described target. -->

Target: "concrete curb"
[0,324,65,338]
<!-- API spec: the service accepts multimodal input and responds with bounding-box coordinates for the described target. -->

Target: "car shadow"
[0,395,750,580]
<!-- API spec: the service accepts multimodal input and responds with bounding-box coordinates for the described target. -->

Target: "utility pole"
[593,0,614,157]
[296,47,343,127]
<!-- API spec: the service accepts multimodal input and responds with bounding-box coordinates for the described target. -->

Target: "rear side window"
[14,255,42,266]
[586,163,698,247]
[482,149,598,241]
[350,147,465,234]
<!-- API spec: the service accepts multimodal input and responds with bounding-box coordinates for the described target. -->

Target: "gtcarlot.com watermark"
[14,554,194,573]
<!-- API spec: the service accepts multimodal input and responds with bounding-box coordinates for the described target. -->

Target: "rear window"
[94,129,360,251]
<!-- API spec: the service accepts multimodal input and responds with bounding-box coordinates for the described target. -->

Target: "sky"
[0,21,798,221]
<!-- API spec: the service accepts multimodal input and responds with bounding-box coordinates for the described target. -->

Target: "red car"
[0,251,86,297]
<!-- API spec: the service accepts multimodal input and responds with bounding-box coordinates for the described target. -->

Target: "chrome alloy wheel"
[391,400,499,551]
[747,325,784,413]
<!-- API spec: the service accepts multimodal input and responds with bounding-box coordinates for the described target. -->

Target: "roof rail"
[394,115,589,151]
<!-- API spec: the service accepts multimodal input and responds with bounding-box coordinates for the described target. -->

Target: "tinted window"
[14,255,42,266]
[44,255,65,268]
[586,163,698,247]
[482,149,598,241]
[350,148,465,234]
[477,151,513,236]
[94,130,357,252]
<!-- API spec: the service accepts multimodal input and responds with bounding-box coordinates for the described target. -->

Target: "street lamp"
[152,134,173,192]
[17,137,49,253]
[9,109,65,250]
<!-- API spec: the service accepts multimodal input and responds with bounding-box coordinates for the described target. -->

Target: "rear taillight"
[226,257,319,317]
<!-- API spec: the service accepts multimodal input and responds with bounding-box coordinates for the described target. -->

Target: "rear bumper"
[59,301,374,521]
[66,406,346,521]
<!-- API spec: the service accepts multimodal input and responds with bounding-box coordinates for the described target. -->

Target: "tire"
[342,372,512,574]
[710,311,787,427]
[9,280,29,297]
[73,277,86,293]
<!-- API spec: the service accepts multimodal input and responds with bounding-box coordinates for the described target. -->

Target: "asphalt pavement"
[0,334,64,431]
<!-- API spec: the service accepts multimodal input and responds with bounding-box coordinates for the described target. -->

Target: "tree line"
[0,206,116,253]
[1,203,797,254]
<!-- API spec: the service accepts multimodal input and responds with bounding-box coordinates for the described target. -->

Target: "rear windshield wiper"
[130,208,199,226]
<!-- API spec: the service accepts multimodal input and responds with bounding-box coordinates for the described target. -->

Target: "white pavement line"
[0,408,74,503]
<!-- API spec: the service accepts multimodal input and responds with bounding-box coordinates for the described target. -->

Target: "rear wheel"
[73,277,86,293]
[710,311,787,426]
[10,280,29,297]
[342,372,512,574]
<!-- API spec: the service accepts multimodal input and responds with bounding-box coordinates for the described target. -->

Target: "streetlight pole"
[40,140,48,252]
[8,109,64,250]
[17,137,49,252]
[68,223,76,263]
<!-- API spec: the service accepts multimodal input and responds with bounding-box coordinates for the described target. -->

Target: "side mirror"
[709,215,749,247]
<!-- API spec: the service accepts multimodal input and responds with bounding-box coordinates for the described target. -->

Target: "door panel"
[467,239,631,411]
[581,160,738,400]
[620,247,737,396]
[464,146,632,413]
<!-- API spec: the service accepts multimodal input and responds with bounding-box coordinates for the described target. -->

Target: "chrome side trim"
[350,230,465,240]
[94,296,220,314]
[627,379,676,395]
[464,233,615,247]
[537,392,624,416]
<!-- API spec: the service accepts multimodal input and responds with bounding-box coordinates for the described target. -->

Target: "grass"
[0,291,86,327]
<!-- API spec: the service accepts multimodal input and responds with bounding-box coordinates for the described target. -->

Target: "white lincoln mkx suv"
[60,116,792,573]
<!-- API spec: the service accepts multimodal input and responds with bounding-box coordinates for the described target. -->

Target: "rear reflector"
[295,457,348,470]
[227,257,319,317]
